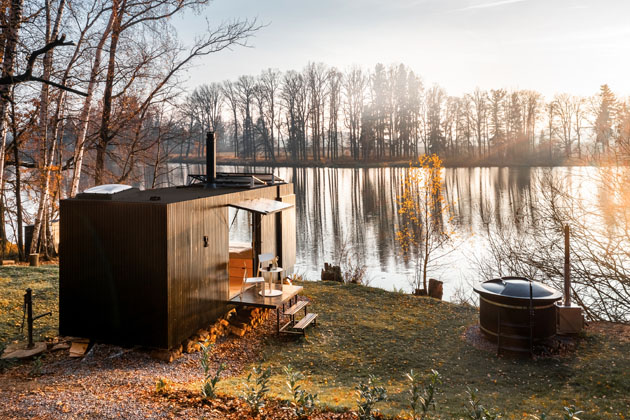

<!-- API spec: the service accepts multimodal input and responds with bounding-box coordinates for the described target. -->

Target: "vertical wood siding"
[59,201,168,348]
[60,183,295,349]
[166,199,229,347]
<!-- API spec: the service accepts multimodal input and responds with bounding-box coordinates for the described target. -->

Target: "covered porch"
[227,197,295,300]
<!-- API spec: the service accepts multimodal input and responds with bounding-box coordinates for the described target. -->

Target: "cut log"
[229,325,246,337]
[428,278,443,300]
[29,253,40,267]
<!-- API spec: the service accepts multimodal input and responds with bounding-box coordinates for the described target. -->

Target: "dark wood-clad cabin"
[59,178,296,349]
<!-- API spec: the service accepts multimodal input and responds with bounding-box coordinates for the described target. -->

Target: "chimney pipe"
[564,224,571,306]
[206,131,216,188]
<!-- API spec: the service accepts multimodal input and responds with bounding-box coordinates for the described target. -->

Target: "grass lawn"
[1,268,628,419]
[0,266,59,349]
[218,281,630,419]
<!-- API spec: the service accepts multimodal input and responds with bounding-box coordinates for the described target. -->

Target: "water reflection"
[164,164,603,301]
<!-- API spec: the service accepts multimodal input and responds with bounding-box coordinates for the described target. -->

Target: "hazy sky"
[173,0,630,98]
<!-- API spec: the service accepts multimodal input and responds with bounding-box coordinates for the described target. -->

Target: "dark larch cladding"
[60,183,295,349]
[59,201,168,347]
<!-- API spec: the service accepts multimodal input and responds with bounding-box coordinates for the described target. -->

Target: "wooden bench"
[293,313,318,335]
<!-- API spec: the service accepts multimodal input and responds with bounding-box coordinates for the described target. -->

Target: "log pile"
[151,306,270,362]
[228,307,270,337]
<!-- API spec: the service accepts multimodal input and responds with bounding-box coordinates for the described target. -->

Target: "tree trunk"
[70,10,115,197]
[95,0,125,185]
[0,0,24,229]
[29,0,67,256]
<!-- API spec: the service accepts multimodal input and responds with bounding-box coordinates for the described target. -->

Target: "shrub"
[29,355,43,377]
[562,405,583,420]
[464,387,501,420]
[284,365,318,419]
[356,375,387,420]
[243,365,271,415]
[407,369,441,420]
[200,342,224,399]
[155,378,171,395]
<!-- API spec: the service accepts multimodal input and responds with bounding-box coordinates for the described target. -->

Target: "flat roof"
[69,183,287,204]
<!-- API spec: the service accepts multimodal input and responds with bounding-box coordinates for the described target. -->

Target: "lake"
[162,164,606,302]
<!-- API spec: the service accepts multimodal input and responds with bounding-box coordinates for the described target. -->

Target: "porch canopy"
[229,198,293,215]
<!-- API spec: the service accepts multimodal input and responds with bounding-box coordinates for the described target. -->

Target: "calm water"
[161,164,604,301]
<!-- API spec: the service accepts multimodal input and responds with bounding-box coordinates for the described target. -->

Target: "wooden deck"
[229,284,303,309]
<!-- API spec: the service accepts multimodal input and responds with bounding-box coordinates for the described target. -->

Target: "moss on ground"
[0,266,59,349]
[218,281,630,419]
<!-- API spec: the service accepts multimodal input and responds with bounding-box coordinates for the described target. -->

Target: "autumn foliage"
[396,154,453,294]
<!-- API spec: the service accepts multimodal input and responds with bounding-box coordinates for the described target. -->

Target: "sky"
[173,0,630,98]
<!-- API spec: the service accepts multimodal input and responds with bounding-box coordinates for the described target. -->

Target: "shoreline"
[170,156,599,169]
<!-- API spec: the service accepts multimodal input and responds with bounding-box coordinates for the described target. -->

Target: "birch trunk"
[0,0,24,212]
[69,10,115,197]
[29,0,66,256]
[95,0,125,185]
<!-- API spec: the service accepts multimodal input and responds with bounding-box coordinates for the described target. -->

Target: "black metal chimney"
[564,224,571,306]
[206,131,216,188]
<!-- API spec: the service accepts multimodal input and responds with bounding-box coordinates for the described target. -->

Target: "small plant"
[29,355,43,377]
[243,364,271,415]
[0,344,15,373]
[200,342,224,399]
[356,375,387,420]
[155,377,171,395]
[465,387,501,420]
[562,405,583,420]
[407,369,441,420]
[284,365,318,419]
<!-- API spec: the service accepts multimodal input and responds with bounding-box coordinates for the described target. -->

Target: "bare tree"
[94,0,260,184]
[554,93,575,158]
[343,66,366,160]
[221,79,240,156]
[479,168,630,323]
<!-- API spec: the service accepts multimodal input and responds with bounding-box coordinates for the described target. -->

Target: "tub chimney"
[556,224,583,334]
[206,131,216,188]
[564,224,571,306]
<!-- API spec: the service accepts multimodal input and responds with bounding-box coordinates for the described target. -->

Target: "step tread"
[284,300,309,316]
[294,313,318,330]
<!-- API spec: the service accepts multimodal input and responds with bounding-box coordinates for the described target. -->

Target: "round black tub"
[473,277,562,347]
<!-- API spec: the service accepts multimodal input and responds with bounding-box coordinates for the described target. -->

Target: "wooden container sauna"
[59,180,296,349]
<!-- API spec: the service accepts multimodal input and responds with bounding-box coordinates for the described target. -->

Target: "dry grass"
[1,269,629,419]
[217,281,630,419]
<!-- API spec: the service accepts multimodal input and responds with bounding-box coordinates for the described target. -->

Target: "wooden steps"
[293,313,318,331]
[284,300,308,316]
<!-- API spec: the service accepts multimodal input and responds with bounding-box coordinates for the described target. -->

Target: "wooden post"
[564,225,571,306]
[253,213,262,274]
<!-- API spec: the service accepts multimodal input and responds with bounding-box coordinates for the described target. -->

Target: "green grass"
[218,281,630,419]
[0,266,59,349]
[1,270,628,419]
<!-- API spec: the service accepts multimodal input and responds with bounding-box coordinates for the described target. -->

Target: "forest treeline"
[184,65,629,165]
[1,0,629,262]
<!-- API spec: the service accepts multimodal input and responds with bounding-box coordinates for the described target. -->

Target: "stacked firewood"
[152,306,270,362]
[227,307,270,337]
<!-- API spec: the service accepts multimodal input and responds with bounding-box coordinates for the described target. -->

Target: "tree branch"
[0,35,88,96]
